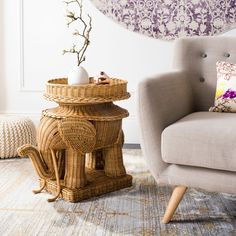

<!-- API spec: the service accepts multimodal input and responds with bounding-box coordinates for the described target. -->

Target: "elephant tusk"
[32,179,46,194]
[48,149,61,202]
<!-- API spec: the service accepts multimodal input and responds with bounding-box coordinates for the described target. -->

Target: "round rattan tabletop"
[44,78,130,104]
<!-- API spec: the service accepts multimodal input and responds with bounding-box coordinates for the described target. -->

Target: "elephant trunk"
[17,144,54,179]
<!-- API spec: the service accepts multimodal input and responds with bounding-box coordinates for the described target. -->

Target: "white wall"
[0,0,236,143]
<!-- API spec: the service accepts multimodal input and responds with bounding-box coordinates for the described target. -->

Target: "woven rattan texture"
[44,78,130,104]
[17,78,131,202]
[40,171,132,202]
[42,103,129,121]
[58,118,96,153]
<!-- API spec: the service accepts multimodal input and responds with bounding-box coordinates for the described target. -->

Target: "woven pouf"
[0,116,36,158]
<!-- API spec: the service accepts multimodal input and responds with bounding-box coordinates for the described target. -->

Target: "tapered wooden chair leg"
[162,185,187,224]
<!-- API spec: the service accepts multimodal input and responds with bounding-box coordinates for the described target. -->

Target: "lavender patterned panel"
[91,0,236,40]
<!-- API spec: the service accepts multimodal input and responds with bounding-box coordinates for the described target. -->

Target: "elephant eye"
[53,132,58,136]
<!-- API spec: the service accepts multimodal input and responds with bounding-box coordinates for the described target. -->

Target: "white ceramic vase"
[68,66,89,85]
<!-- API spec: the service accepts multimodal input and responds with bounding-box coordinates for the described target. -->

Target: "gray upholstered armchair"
[137,36,236,223]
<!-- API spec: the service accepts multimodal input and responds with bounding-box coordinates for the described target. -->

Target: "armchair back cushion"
[173,37,236,111]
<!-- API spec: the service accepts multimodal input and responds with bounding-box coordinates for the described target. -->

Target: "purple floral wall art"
[91,0,236,40]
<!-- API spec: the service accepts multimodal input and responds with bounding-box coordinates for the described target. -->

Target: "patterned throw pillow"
[210,61,236,112]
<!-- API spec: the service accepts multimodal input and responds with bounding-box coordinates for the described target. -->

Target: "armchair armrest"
[137,71,194,181]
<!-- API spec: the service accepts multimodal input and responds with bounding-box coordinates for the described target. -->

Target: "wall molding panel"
[19,0,43,92]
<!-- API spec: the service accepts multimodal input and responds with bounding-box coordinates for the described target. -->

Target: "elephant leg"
[56,150,66,179]
[103,144,126,177]
[103,129,126,177]
[86,150,104,170]
[65,148,87,189]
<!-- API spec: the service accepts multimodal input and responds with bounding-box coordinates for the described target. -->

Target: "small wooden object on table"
[18,78,132,202]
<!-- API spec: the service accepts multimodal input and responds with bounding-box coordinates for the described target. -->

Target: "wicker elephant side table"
[18,78,132,202]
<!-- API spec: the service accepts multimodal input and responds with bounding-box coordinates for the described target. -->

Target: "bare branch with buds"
[63,0,92,66]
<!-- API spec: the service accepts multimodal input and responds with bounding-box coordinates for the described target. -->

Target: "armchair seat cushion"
[162,112,236,172]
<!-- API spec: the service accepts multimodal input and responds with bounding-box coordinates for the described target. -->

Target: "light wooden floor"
[0,149,235,236]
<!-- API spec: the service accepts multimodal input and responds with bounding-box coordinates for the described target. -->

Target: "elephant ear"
[58,118,96,154]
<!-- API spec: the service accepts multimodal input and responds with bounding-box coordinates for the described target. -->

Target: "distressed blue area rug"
[0,149,235,235]
[91,0,236,40]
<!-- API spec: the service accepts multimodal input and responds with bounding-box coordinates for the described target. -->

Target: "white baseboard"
[122,116,140,144]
